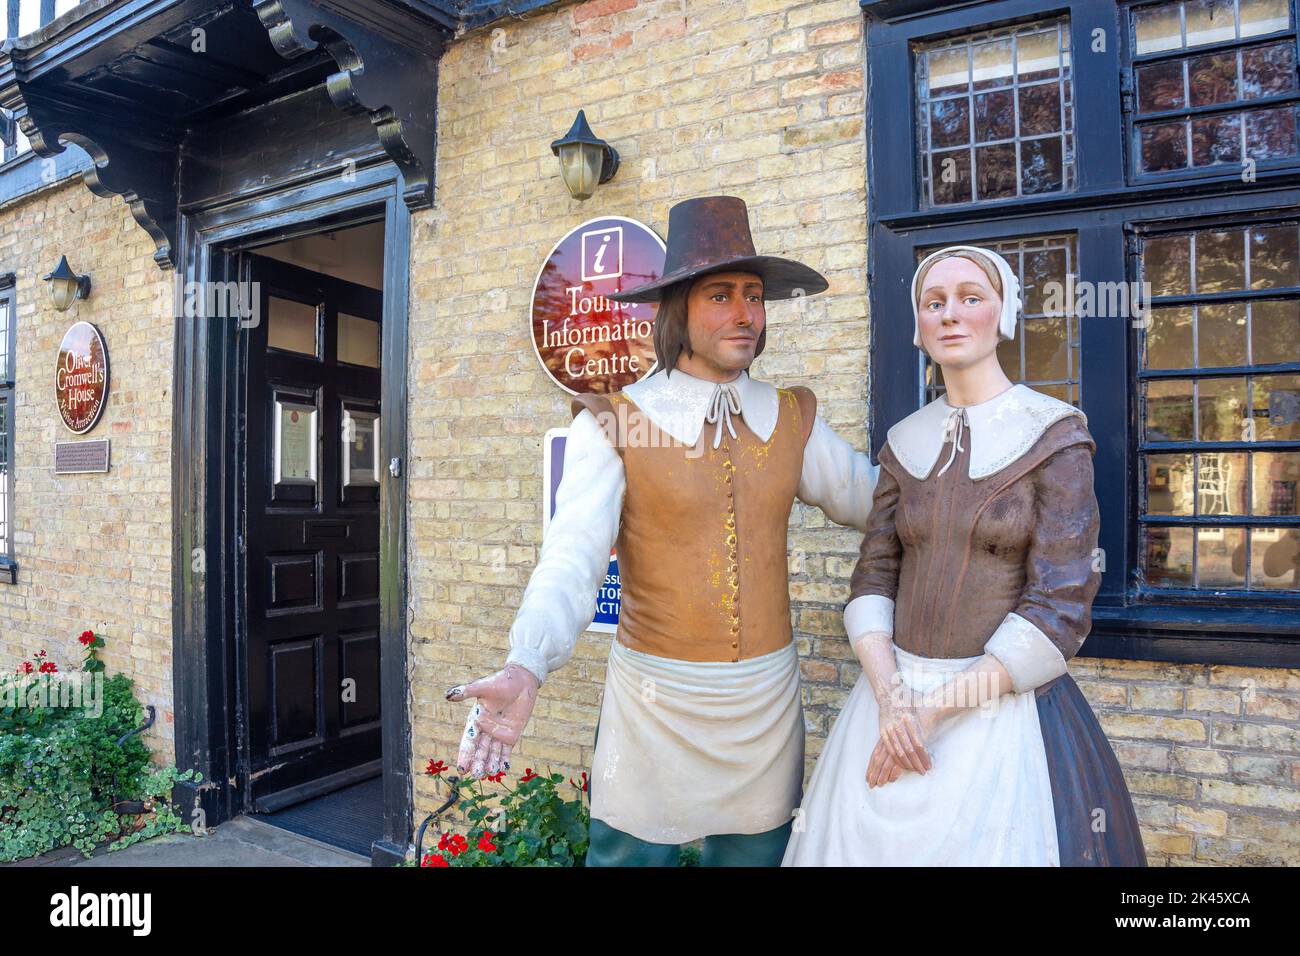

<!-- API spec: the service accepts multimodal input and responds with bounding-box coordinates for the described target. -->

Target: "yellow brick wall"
[411,0,1300,868]
[0,177,175,762]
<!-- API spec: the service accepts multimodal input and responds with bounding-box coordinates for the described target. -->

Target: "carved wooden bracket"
[0,0,447,269]
[14,91,180,269]
[253,0,443,211]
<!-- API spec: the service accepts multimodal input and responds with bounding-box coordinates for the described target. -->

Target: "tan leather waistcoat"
[575,385,814,662]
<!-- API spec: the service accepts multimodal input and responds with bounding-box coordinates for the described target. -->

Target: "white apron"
[590,638,804,845]
[782,645,1060,866]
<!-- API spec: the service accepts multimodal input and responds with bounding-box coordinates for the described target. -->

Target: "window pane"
[1185,0,1238,48]
[1251,299,1300,363]
[1196,301,1248,367]
[1253,451,1299,515]
[916,17,1075,206]
[1241,41,1296,99]
[1145,234,1193,295]
[267,296,319,357]
[338,313,380,368]
[1240,0,1291,37]
[1253,373,1300,439]
[1146,306,1194,368]
[1197,526,1247,587]
[1146,378,1195,440]
[1138,60,1186,112]
[1198,377,1247,440]
[1196,451,1250,514]
[1147,453,1195,514]
[1250,527,1300,587]
[1249,223,1300,288]
[1195,229,1247,293]
[1144,525,1195,585]
[1134,3,1184,55]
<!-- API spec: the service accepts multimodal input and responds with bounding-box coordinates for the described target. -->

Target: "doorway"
[234,224,386,852]
[175,167,413,866]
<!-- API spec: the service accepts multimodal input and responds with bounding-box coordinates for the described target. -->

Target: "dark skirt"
[1036,674,1148,866]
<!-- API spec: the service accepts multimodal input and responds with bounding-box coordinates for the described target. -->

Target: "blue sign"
[544,428,620,633]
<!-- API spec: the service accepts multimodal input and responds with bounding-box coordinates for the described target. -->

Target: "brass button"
[726,533,736,548]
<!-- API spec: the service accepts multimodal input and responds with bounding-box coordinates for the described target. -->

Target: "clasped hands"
[866,684,943,789]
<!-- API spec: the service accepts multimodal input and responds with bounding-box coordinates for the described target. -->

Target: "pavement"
[19,815,373,867]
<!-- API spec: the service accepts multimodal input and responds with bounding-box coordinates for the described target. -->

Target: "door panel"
[243,253,383,808]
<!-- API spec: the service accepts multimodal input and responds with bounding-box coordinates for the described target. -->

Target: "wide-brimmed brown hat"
[607,195,828,303]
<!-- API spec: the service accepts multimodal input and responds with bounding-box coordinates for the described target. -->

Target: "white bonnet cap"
[910,245,1022,350]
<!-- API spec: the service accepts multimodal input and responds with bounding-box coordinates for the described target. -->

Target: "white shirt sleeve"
[505,408,625,686]
[797,415,880,532]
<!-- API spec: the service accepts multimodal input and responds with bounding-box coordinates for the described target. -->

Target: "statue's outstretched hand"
[446,664,541,779]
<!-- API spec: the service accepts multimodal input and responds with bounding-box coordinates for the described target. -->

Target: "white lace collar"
[622,367,780,447]
[886,384,1086,481]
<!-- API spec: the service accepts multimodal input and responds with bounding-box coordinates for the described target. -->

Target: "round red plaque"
[530,216,666,395]
[55,321,109,434]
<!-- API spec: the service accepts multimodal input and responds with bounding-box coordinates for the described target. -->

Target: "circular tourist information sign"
[530,216,665,395]
[55,321,109,434]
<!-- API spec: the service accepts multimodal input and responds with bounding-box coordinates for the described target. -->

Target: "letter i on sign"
[593,233,610,275]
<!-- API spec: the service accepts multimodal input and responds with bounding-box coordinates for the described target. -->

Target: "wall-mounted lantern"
[550,109,619,201]
[43,256,92,312]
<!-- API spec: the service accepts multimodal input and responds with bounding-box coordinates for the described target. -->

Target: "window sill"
[0,558,16,585]
[1084,603,1300,669]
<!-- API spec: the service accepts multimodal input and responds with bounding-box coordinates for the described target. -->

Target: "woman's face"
[915,256,1003,371]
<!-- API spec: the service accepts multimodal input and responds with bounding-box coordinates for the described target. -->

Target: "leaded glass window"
[915,17,1076,206]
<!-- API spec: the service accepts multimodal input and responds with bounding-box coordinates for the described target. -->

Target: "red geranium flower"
[520,768,538,782]
[78,630,96,646]
[38,661,57,673]
[437,832,469,857]
[478,833,497,853]
[425,759,448,777]
[15,661,32,675]
[485,770,505,782]
[421,853,449,867]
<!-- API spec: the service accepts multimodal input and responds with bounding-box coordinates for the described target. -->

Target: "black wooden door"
[243,254,384,809]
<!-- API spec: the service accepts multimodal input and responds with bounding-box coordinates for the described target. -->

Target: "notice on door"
[275,400,317,485]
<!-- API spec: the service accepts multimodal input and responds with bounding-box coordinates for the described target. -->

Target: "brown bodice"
[850,414,1101,662]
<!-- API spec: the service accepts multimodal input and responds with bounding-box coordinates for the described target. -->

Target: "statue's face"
[684,270,766,373]
[915,256,1003,371]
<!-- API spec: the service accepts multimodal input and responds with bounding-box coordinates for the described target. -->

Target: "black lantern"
[43,256,92,312]
[550,110,619,201]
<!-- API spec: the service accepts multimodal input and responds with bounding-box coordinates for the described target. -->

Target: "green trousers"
[584,717,794,867]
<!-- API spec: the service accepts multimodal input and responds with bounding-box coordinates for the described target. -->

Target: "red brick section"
[573,31,633,61]
[572,0,639,24]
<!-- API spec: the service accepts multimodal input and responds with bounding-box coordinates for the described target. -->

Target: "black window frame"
[865,0,1300,668]
[0,272,15,584]
[1121,0,1300,188]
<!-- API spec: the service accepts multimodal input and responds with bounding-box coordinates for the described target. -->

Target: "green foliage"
[419,768,590,868]
[0,641,197,862]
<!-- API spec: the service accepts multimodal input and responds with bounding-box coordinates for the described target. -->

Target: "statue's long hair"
[653,276,768,376]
